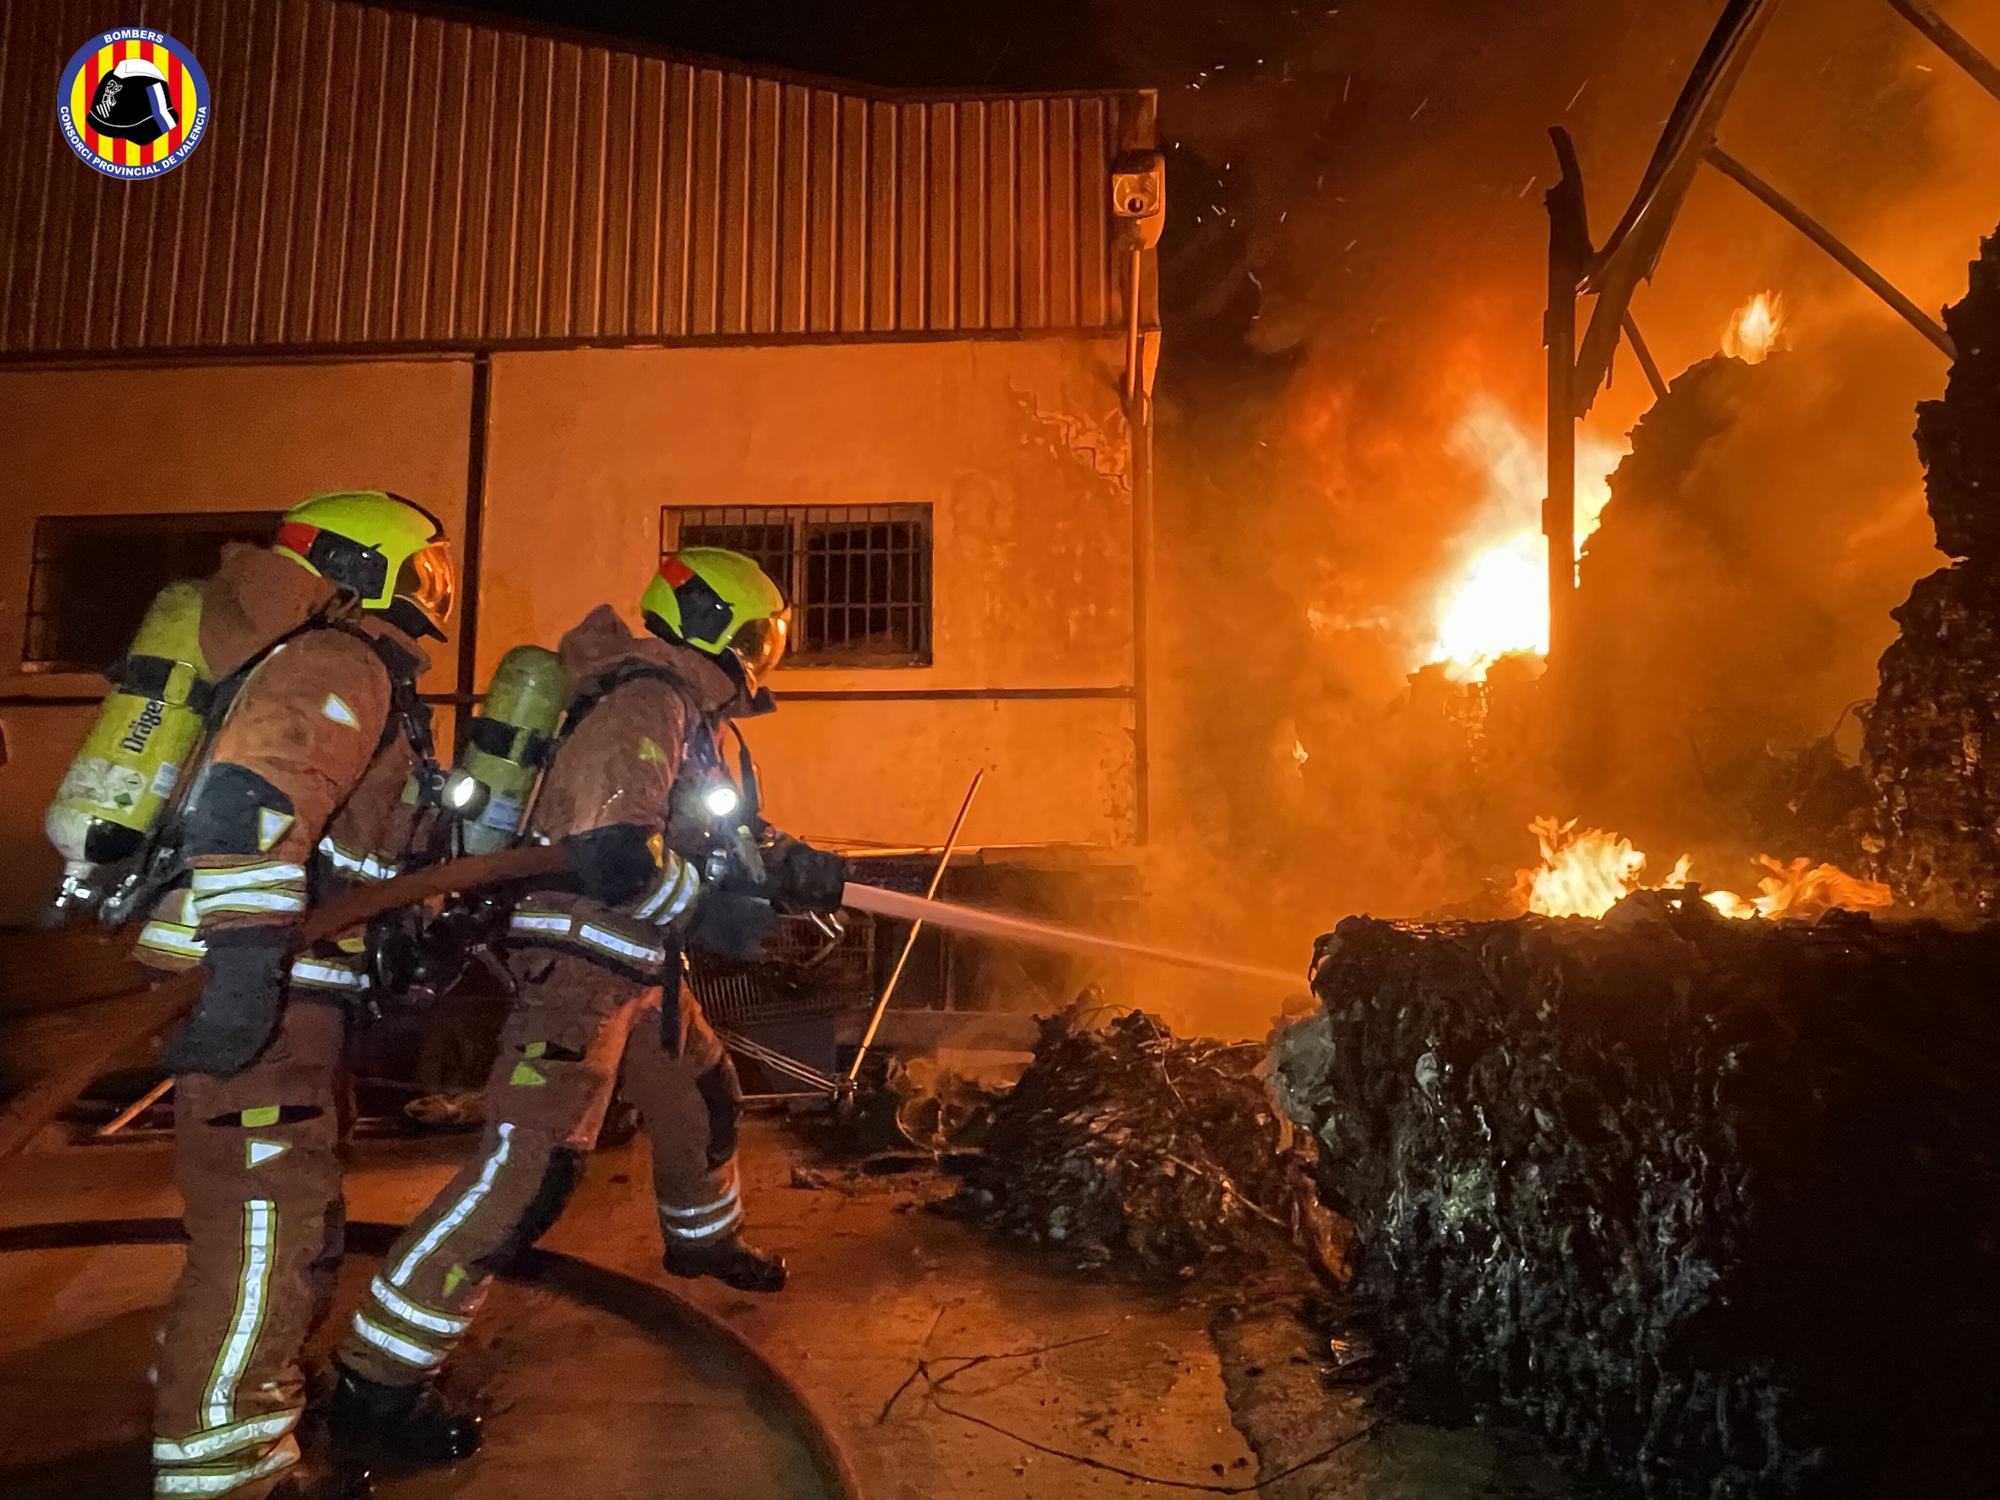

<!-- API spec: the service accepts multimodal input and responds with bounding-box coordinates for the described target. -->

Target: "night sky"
[430,1,1120,90]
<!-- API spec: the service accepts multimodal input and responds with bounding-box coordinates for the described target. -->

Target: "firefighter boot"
[661,1233,788,1293]
[331,1363,482,1469]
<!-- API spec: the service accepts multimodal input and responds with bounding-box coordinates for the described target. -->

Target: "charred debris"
[943,1006,1342,1281]
[1276,901,2000,1498]
[909,889,2000,1497]
[803,232,2000,1500]
[1867,228,2000,919]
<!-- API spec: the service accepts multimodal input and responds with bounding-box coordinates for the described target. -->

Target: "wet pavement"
[0,1132,828,1500]
[0,1113,1584,1499]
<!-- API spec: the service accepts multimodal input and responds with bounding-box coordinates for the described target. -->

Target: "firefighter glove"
[691,890,778,962]
[162,932,291,1079]
[564,822,663,907]
[766,837,849,915]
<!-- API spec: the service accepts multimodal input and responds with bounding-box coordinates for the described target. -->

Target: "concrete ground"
[720,1130,1581,1500]
[0,1131,829,1500]
[0,1114,1584,1499]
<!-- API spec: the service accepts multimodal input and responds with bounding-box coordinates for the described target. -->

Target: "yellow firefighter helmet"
[641,548,791,688]
[275,491,456,638]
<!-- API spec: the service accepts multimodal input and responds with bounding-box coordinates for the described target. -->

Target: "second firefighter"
[330,547,847,1462]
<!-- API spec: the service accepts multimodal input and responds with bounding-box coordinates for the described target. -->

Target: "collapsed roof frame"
[1539,0,1999,666]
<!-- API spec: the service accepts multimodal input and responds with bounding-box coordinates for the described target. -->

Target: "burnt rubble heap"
[1866,227,2000,918]
[1556,352,1878,858]
[1272,905,2000,1499]
[952,1007,1331,1276]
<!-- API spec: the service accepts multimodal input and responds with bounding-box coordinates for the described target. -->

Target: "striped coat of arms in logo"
[57,28,211,180]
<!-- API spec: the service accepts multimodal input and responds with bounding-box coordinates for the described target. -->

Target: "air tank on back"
[44,580,212,918]
[453,644,565,853]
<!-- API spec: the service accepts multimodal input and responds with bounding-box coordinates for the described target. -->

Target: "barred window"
[661,504,933,668]
[23,511,278,673]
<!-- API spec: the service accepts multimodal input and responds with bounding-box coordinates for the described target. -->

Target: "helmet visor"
[396,542,457,633]
[729,610,790,685]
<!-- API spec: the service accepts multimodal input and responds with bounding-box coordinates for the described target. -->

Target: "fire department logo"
[57,29,209,180]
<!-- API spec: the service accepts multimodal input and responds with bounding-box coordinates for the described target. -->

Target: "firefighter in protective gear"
[331,549,848,1458]
[147,492,468,1500]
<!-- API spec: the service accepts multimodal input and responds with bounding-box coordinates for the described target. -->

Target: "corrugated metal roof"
[0,0,1156,355]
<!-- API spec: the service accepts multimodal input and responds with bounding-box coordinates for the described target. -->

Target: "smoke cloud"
[1132,0,1997,1030]
[482,0,1996,1030]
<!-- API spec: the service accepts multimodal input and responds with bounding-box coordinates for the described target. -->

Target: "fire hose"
[0,852,1301,1169]
[839,882,1304,989]
[0,842,571,1168]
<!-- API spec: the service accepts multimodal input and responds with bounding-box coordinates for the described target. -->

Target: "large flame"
[1515,817,1891,921]
[1427,294,1781,678]
[1431,537,1548,668]
[1701,856,1894,921]
[1514,817,1676,918]
[1425,400,1626,680]
[1722,290,1785,363]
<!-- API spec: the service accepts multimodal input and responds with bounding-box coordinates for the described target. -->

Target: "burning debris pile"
[1272,906,2000,1498]
[1550,331,1930,865]
[1513,815,1891,922]
[951,1007,1335,1277]
[1867,228,2000,920]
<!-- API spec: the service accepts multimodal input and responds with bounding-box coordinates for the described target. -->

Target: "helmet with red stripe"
[275,491,455,640]
[640,549,790,690]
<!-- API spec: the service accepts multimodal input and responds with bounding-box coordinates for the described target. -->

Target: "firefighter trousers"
[336,952,743,1388]
[152,997,348,1499]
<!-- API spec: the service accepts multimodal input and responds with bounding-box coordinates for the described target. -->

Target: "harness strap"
[107,653,216,714]
[322,621,435,763]
[167,616,433,877]
[558,663,730,799]
[559,665,700,739]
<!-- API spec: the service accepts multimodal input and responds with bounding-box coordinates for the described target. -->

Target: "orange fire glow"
[1425,401,1626,680]
[1700,856,1894,921]
[1516,817,1891,922]
[1514,817,1689,919]
[1722,290,1785,363]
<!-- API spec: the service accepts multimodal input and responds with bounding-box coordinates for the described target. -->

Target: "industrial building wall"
[476,336,1139,850]
[0,0,1149,354]
[0,336,1137,924]
[0,3,1152,928]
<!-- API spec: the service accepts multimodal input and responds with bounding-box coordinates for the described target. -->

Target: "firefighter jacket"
[504,605,746,973]
[134,544,436,998]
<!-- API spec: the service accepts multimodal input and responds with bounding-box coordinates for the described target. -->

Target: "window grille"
[661,504,933,668]
[23,511,279,672]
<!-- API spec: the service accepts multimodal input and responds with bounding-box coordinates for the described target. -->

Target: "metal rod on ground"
[738,1050,836,1093]
[717,1028,842,1093]
[1880,0,2000,103]
[741,1038,838,1090]
[839,882,1303,990]
[846,769,985,1086]
[1703,145,1956,358]
[98,1077,174,1137]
